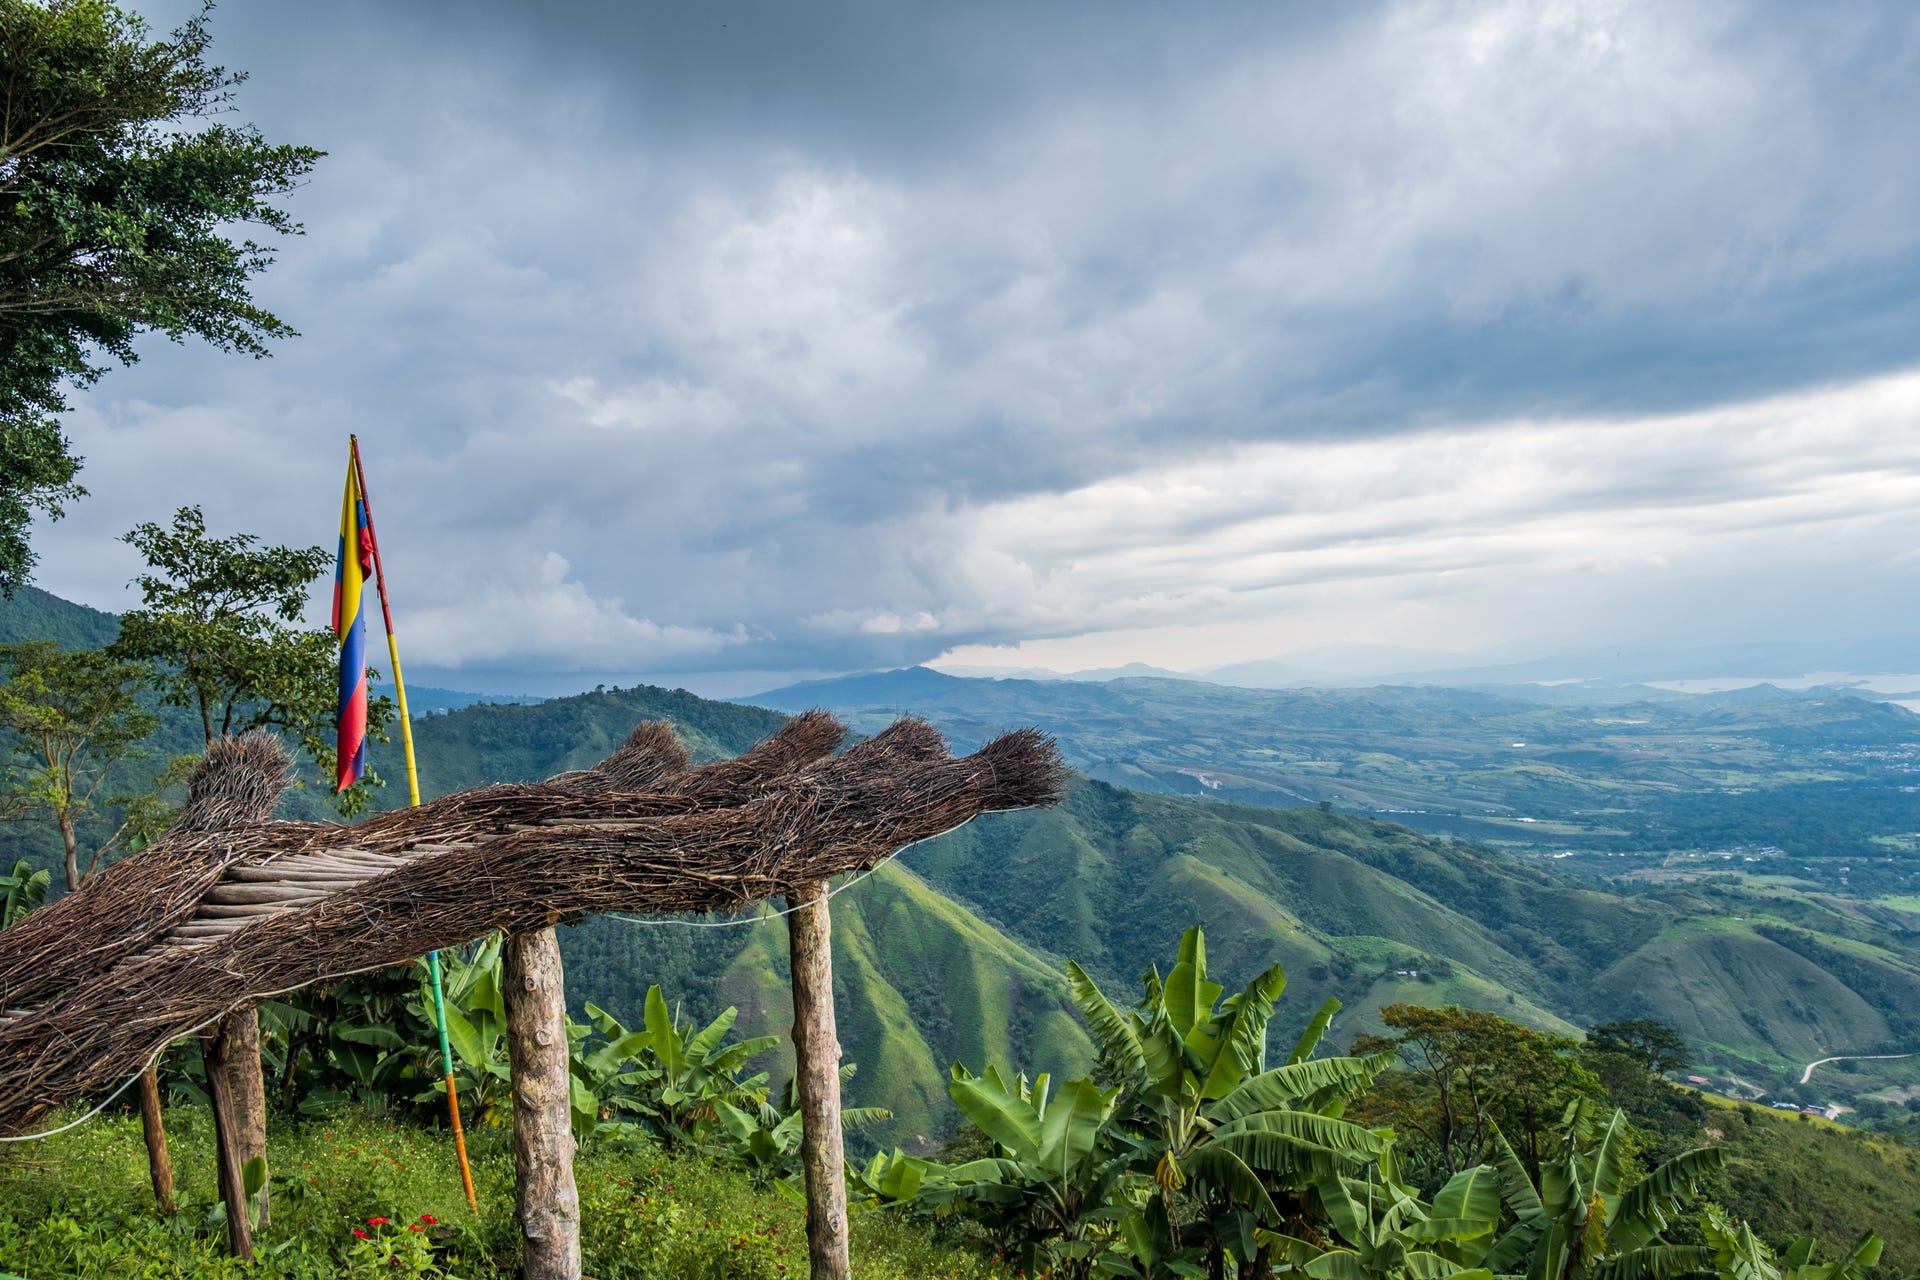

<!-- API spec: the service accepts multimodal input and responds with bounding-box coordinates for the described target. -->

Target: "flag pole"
[348,435,479,1216]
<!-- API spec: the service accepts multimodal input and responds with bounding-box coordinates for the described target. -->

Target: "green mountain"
[9,588,1920,1143]
[360,685,1097,1148]
[366,679,1920,1134]
[0,584,121,648]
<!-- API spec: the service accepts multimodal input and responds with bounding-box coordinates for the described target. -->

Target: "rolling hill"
[750,666,1920,893]
[8,587,1920,1143]
[366,677,1920,1133]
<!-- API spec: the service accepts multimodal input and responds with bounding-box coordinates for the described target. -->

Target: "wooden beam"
[787,880,850,1280]
[200,1017,254,1261]
[229,1006,270,1229]
[505,927,580,1280]
[134,1065,173,1214]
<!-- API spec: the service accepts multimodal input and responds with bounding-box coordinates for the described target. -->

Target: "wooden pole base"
[505,926,580,1280]
[229,1005,270,1229]
[787,880,851,1280]
[135,1065,174,1214]
[200,1018,254,1261]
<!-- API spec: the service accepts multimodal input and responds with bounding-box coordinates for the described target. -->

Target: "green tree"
[1587,1021,1689,1077]
[113,505,392,813]
[0,638,178,888]
[0,0,320,593]
[1354,1005,1604,1187]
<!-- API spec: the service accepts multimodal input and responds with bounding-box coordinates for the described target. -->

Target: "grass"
[0,1106,1015,1280]
[1701,1096,1920,1275]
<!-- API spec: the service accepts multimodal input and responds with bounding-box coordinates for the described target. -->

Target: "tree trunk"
[135,1065,174,1214]
[59,814,78,894]
[200,1019,254,1261]
[787,880,850,1280]
[505,926,579,1280]
[228,1006,270,1229]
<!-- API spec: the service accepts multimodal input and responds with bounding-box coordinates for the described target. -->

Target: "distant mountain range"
[360,673,1920,1143]
[746,665,1920,878]
[934,637,1920,693]
[8,585,1920,1146]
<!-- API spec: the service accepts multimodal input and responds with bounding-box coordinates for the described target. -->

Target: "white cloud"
[930,369,1920,669]
[404,552,746,671]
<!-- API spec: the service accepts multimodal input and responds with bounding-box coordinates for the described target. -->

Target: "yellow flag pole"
[348,436,477,1215]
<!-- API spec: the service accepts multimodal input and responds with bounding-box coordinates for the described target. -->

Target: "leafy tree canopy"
[112,504,391,814]
[0,0,320,594]
[1587,1018,1690,1077]
[0,637,175,887]
[1353,1003,1603,1189]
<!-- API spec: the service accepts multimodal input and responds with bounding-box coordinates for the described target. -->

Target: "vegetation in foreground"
[0,1106,1011,1280]
[3,923,1917,1279]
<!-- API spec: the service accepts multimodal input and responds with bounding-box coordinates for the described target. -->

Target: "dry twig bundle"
[0,712,1063,1135]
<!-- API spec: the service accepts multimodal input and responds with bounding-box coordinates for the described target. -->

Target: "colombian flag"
[332,459,375,792]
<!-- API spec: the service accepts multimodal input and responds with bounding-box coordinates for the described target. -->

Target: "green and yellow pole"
[350,436,479,1216]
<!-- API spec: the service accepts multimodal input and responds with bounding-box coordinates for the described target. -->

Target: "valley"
[6,586,1920,1147]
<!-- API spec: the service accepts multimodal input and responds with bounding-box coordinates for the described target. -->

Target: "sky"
[25,0,1920,696]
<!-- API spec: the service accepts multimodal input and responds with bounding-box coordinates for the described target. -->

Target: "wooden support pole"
[229,1005,270,1229]
[505,926,580,1280]
[135,1065,174,1214]
[787,879,850,1280]
[200,1018,254,1261]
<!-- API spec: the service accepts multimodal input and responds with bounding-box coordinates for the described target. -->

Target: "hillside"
[355,682,1096,1147]
[749,667,1920,894]
[372,683,1920,1128]
[8,589,1920,1137]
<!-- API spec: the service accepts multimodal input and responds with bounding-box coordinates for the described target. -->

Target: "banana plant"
[1069,926,1395,1279]
[570,985,782,1150]
[1272,1163,1500,1280]
[411,936,514,1127]
[1482,1100,1725,1280]
[0,859,48,927]
[1700,1204,1882,1280]
[862,1064,1130,1280]
[714,1062,892,1183]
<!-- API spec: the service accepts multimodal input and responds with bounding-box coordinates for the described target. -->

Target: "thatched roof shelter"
[0,712,1064,1136]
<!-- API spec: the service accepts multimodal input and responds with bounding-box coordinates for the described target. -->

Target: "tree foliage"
[0,0,320,593]
[0,637,179,887]
[866,927,1394,1280]
[113,504,392,813]
[1353,1004,1604,1188]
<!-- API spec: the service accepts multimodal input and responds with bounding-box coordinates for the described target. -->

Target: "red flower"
[367,1217,390,1226]
[352,1229,370,1240]
[408,1223,425,1232]
[419,1214,438,1225]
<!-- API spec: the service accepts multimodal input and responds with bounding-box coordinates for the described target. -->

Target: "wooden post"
[787,880,850,1280]
[230,1006,270,1229]
[134,1065,174,1214]
[505,927,580,1280]
[200,1018,254,1261]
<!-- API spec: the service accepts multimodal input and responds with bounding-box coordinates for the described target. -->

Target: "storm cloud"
[30,0,1920,693]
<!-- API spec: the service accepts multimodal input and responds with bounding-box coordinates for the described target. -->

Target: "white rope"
[0,1069,146,1142]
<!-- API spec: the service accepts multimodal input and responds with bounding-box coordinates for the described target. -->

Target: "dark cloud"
[29,0,1920,690]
